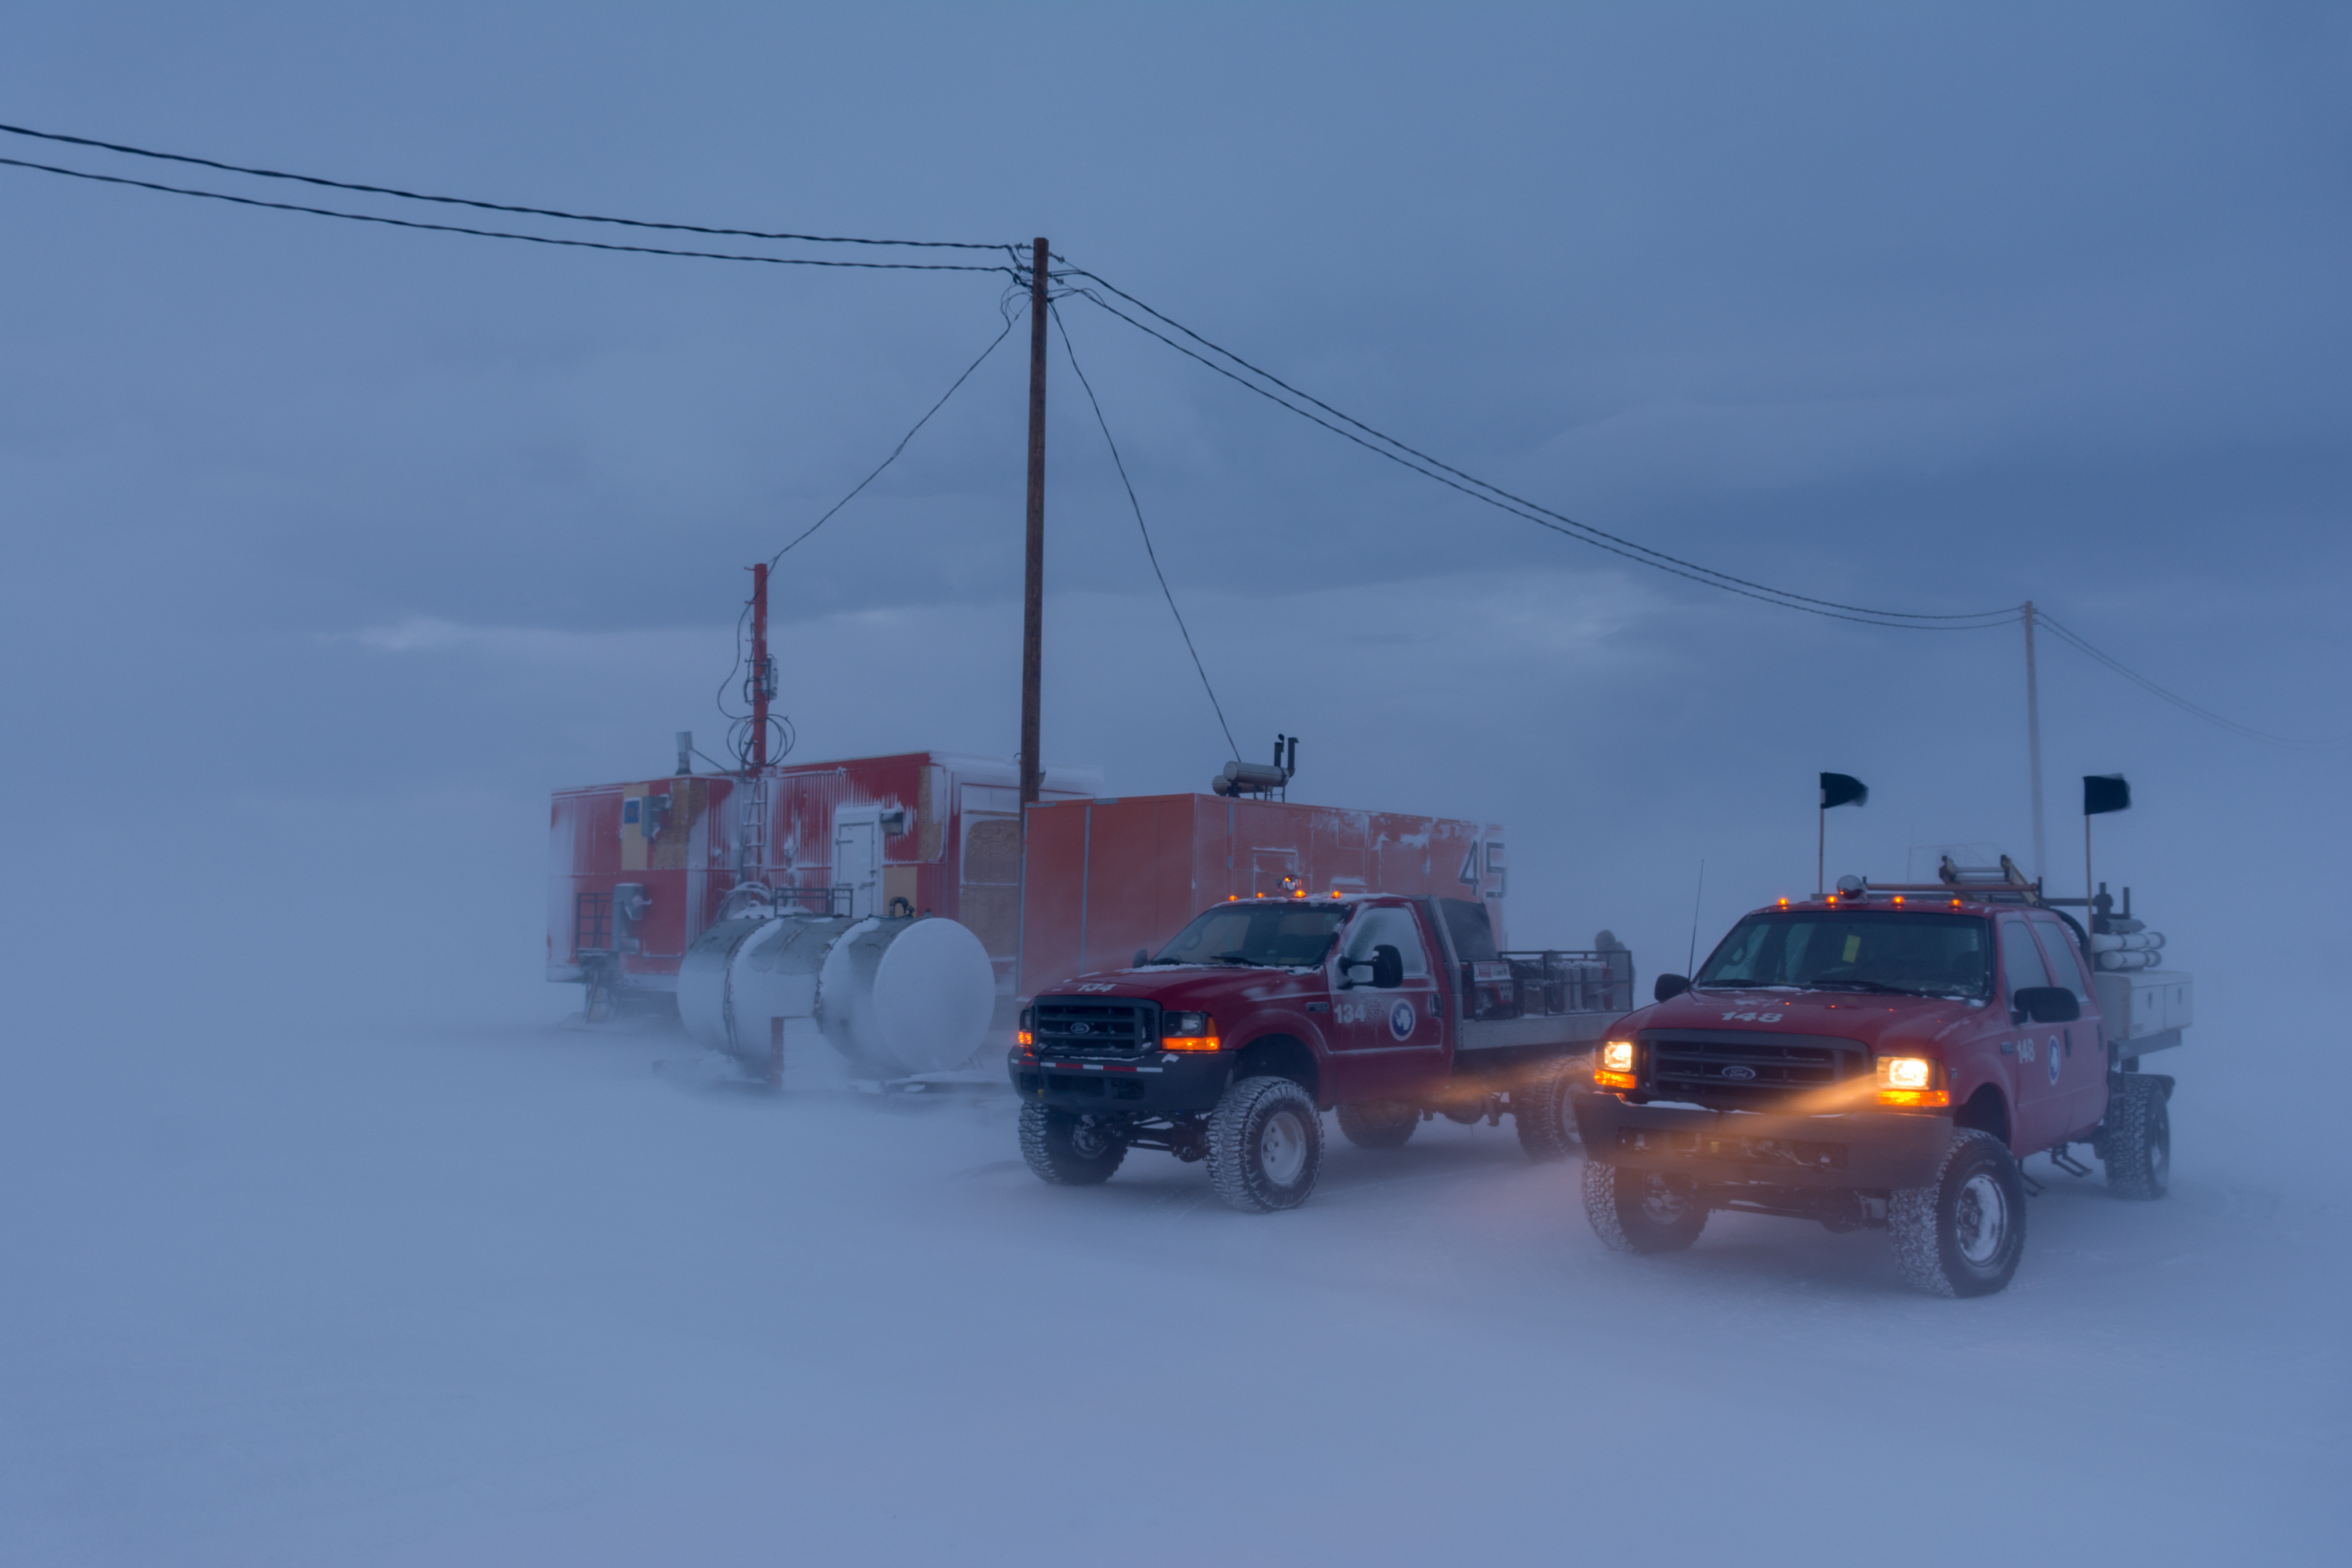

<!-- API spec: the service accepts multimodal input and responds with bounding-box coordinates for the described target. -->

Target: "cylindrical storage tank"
[678,913,856,1062]
[677,916,782,1056]
[817,916,999,1075]
[677,913,997,1077]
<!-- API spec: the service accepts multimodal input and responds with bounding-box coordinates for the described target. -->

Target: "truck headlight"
[1595,1039,1637,1091]
[1875,1055,1949,1108]
[1161,1012,1221,1051]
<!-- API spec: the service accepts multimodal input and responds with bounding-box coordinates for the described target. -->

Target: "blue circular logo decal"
[2048,1035,2063,1085]
[1388,1000,1416,1040]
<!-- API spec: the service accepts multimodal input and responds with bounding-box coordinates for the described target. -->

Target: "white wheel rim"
[1260,1109,1309,1185]
[1954,1171,2009,1265]
[1639,1177,1688,1225]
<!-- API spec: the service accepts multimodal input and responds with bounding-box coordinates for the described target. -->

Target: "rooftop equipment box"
[1018,794,1505,996]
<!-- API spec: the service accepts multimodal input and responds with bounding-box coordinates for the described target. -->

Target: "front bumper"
[1572,1092,1950,1190]
[1008,1047,1232,1117]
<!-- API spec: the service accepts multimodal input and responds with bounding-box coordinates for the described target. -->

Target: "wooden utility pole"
[2023,601,2046,885]
[1021,237,1048,806]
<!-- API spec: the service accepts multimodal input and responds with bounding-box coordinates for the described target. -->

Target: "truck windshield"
[1695,911,1991,998]
[1149,903,1352,968]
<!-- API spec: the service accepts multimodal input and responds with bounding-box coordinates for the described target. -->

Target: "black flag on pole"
[1820,772,1869,811]
[2083,774,2130,816]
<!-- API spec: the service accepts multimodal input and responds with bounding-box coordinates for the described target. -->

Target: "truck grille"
[1640,1030,1866,1109]
[1033,1000,1157,1057]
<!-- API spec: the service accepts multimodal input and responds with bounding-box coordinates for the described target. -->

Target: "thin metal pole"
[748,562,770,771]
[2024,600,2046,884]
[1020,236,1049,807]
[2085,814,2095,925]
[1817,806,1825,898]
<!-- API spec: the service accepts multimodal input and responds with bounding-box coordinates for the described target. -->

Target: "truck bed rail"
[1461,949,1633,1021]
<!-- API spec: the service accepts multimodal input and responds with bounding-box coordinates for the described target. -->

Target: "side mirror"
[1371,944,1405,989]
[1653,974,1690,1002]
[2012,985,2080,1025]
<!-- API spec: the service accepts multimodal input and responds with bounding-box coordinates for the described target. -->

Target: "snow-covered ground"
[3,1008,2343,1566]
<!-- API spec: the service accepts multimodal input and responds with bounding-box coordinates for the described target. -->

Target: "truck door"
[1325,903,1446,1100]
[1997,915,2071,1153]
[2030,916,2103,1139]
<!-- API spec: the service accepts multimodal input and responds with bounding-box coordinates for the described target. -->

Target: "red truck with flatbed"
[1574,873,2185,1296]
[1008,892,1632,1210]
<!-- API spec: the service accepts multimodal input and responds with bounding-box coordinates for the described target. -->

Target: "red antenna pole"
[747,562,771,771]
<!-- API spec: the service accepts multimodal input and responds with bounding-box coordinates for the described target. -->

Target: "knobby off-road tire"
[2102,1075,2171,1200]
[1513,1054,1586,1162]
[1889,1128,2027,1298]
[1581,1160,1708,1254]
[1335,1098,1419,1150]
[1018,1102,1127,1186]
[1208,1076,1323,1212]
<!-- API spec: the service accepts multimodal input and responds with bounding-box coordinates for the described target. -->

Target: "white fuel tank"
[677,913,996,1076]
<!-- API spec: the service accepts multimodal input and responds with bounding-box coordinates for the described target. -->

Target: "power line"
[1050,302,1240,761]
[768,305,1024,568]
[2036,612,2352,752]
[1062,282,2015,633]
[0,154,1016,274]
[714,305,1028,736]
[0,119,1014,256]
[1059,268,2020,631]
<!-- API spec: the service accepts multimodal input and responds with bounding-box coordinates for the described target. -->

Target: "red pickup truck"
[1007,893,1629,1210]
[1573,877,2180,1296]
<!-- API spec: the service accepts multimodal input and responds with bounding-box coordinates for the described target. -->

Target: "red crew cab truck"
[1573,875,2182,1296]
[1007,892,1631,1211]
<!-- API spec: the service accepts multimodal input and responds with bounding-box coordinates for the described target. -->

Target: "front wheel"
[2101,1075,2171,1200]
[1889,1129,2027,1297]
[1513,1054,1586,1162]
[1208,1076,1323,1212]
[1018,1103,1127,1186]
[1581,1160,1708,1253]
[1335,1098,1418,1149]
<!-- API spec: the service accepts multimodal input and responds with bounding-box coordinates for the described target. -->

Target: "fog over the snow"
[2,5,2347,1564]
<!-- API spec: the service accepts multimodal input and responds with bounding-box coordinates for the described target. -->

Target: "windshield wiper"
[1138,956,1190,966]
[1210,951,1271,967]
[1809,978,1940,997]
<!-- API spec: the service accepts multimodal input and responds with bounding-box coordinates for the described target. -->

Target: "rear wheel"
[1018,1103,1127,1186]
[1889,1129,2027,1297]
[1208,1076,1323,1212]
[1581,1160,1708,1253]
[1513,1054,1586,1162]
[1335,1098,1419,1149]
[2101,1075,2171,1200]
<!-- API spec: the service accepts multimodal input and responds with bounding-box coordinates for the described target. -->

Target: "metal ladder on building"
[738,770,770,882]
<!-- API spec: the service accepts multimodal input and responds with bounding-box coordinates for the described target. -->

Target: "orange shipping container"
[1018,794,1505,996]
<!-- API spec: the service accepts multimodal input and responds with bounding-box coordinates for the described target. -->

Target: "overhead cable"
[715,305,1027,734]
[1051,302,1241,761]
[1059,269,2019,631]
[2036,613,2352,751]
[0,154,1015,274]
[0,119,1013,256]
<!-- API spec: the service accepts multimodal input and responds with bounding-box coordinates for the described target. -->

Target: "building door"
[1251,848,1301,898]
[834,811,880,919]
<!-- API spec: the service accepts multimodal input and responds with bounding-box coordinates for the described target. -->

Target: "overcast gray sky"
[4,2,2346,1022]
